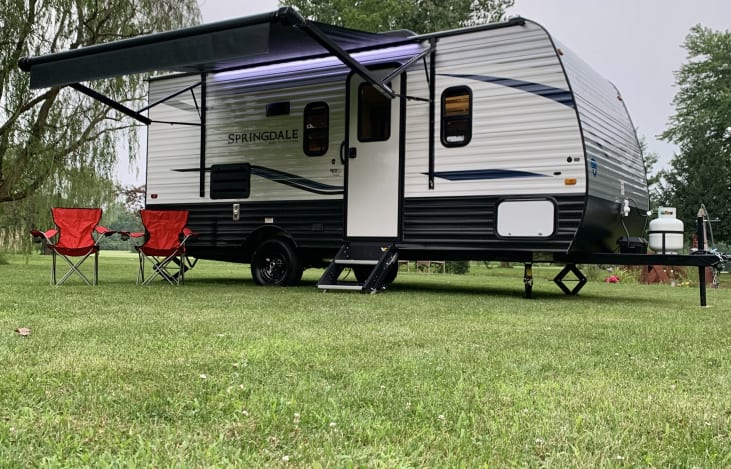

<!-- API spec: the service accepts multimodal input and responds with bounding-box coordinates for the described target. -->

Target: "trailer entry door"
[346,72,401,238]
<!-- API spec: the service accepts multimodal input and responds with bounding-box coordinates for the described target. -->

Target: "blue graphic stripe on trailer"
[172,165,344,195]
[250,165,343,195]
[439,74,574,108]
[430,169,548,181]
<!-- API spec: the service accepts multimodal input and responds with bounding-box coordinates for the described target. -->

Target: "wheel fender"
[244,226,296,259]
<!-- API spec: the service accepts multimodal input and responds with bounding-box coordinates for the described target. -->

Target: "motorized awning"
[18,6,427,197]
[18,6,415,98]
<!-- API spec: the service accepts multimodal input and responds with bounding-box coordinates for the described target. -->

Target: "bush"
[446,260,470,275]
[0,252,8,265]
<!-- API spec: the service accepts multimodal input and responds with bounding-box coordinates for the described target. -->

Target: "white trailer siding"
[146,75,203,205]
[404,21,585,199]
[148,45,424,206]
[206,77,346,202]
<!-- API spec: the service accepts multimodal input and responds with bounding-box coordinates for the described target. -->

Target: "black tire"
[353,263,398,284]
[353,266,371,283]
[250,238,302,286]
[383,262,398,284]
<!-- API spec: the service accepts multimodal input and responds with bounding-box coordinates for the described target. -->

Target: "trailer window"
[441,86,472,147]
[358,83,391,142]
[303,102,329,156]
[210,163,251,199]
[266,101,290,117]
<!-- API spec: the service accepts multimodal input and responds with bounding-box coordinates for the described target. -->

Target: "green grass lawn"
[1,252,730,467]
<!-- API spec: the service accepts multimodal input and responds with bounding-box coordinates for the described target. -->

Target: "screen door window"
[357,83,391,142]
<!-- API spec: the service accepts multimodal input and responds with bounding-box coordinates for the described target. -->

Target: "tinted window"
[358,83,391,142]
[441,86,472,147]
[303,102,329,156]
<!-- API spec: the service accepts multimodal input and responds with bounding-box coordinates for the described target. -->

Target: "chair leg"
[140,254,176,286]
[51,251,57,285]
[94,251,99,286]
[159,254,180,286]
[56,252,94,286]
[137,252,145,285]
[138,251,190,286]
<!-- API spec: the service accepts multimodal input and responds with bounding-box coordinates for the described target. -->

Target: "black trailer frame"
[523,214,729,307]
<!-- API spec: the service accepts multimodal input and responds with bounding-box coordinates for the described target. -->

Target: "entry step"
[333,259,378,265]
[319,282,364,291]
[317,242,398,294]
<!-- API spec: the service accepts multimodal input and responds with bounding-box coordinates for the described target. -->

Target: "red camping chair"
[130,210,198,285]
[30,208,115,286]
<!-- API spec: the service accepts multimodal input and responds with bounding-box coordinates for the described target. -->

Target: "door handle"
[339,141,346,164]
[348,147,357,159]
[232,203,240,221]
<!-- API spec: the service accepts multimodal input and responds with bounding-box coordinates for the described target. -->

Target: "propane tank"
[648,207,684,254]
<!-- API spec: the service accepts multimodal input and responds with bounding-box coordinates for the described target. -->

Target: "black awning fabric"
[18,7,414,89]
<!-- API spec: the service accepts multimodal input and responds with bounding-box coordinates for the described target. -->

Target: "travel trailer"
[22,7,723,301]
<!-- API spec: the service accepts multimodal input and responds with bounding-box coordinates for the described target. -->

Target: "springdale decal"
[227,129,299,144]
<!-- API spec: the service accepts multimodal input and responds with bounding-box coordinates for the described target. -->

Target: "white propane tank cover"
[648,207,684,254]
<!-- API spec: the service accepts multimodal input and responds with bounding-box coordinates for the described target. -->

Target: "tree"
[118,184,146,213]
[638,137,668,210]
[0,0,199,250]
[285,0,515,34]
[660,25,731,244]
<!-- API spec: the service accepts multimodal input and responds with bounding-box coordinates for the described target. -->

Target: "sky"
[119,0,729,184]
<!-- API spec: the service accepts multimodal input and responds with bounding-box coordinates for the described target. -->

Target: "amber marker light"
[564,178,577,186]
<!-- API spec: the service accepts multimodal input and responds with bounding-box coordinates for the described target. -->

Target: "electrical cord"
[700,203,715,247]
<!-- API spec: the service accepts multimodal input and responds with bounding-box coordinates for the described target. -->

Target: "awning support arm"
[199,73,207,197]
[69,83,151,125]
[191,87,201,120]
[381,43,434,85]
[427,38,437,190]
[138,81,202,114]
[284,11,395,99]
[148,120,202,127]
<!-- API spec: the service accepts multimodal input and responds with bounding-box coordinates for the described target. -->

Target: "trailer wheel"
[353,266,371,283]
[384,263,398,284]
[250,238,302,286]
[353,263,398,284]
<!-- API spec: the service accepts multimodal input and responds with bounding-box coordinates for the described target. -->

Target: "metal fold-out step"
[317,242,398,293]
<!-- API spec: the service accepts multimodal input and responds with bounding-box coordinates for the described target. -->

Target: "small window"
[441,86,472,147]
[210,163,251,199]
[303,102,329,156]
[358,83,391,142]
[266,101,290,117]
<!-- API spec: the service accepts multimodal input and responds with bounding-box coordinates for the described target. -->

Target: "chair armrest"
[30,229,57,242]
[179,227,198,247]
[95,225,116,237]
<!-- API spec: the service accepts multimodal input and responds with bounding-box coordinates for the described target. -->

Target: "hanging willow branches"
[0,0,200,250]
